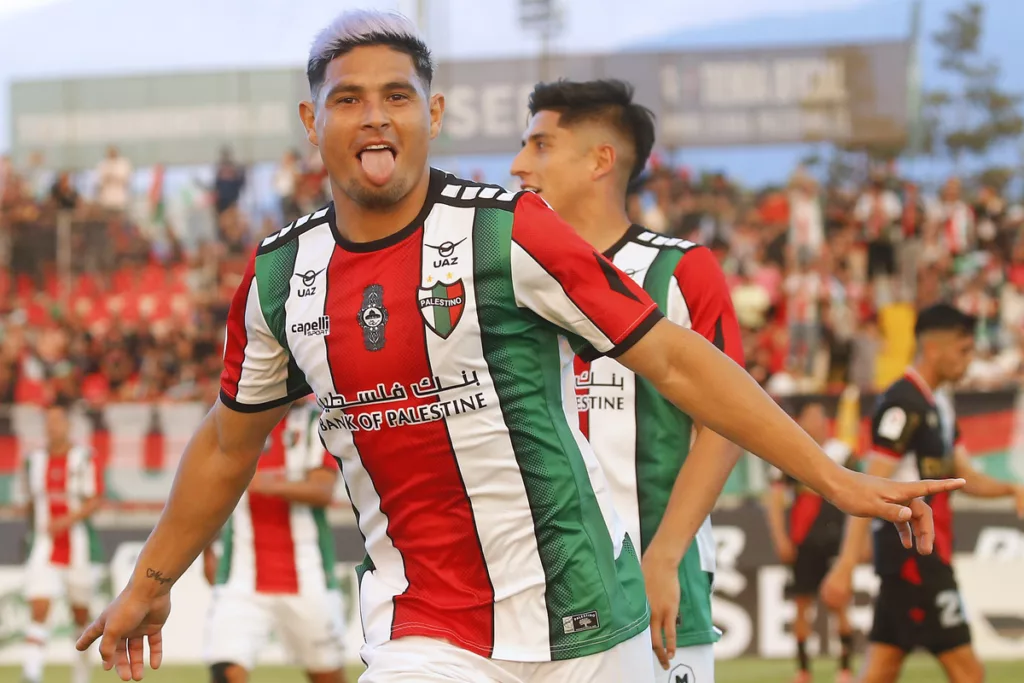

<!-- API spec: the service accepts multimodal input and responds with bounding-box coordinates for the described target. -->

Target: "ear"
[429,93,446,141]
[299,100,318,147]
[591,142,617,182]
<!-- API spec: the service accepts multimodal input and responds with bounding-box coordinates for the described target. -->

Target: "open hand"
[76,587,170,681]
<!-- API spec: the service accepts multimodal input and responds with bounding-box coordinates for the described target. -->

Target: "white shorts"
[203,588,345,672]
[24,562,96,606]
[654,644,715,683]
[360,628,656,683]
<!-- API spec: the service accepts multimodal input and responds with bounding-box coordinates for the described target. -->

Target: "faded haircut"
[306,9,434,102]
[528,79,656,183]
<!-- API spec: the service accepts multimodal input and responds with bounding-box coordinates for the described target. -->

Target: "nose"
[361,97,390,131]
[510,148,528,179]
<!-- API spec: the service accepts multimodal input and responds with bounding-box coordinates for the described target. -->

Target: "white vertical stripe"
[285,226,336,400]
[286,407,327,595]
[557,338,629,558]
[235,277,291,405]
[322,424,406,650]
[420,204,551,659]
[665,275,692,330]
[228,492,256,592]
[27,449,52,564]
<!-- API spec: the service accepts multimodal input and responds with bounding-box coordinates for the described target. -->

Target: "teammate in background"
[202,399,346,683]
[821,304,1024,683]
[20,402,103,683]
[765,402,857,683]
[511,78,745,683]
[80,10,964,683]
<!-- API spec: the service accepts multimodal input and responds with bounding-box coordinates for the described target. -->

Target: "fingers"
[909,498,935,555]
[895,520,913,550]
[665,608,678,665]
[875,502,914,524]
[650,614,668,670]
[892,478,965,500]
[115,638,132,681]
[129,635,146,681]
[76,618,103,651]
[98,629,118,672]
[149,630,164,670]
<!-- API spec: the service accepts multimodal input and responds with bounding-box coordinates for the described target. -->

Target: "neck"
[910,361,940,391]
[331,167,432,244]
[560,190,633,254]
[49,441,70,454]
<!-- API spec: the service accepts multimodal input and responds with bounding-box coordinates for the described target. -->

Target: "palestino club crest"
[418,279,465,339]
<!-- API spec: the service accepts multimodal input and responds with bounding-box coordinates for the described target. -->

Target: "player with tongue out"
[78,8,965,683]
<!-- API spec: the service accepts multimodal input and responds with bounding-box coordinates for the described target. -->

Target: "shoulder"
[876,378,924,412]
[257,204,333,255]
[431,170,525,211]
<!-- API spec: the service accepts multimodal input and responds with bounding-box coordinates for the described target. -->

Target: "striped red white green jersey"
[574,226,745,647]
[219,169,658,662]
[216,402,338,595]
[22,446,103,567]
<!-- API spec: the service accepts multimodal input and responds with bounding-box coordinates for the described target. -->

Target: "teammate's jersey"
[870,368,960,578]
[219,170,658,662]
[572,226,744,648]
[217,402,338,595]
[22,446,102,567]
[769,438,853,547]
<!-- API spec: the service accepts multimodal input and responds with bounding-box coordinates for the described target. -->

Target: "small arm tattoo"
[145,568,173,585]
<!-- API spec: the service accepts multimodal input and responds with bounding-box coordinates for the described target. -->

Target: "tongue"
[360,150,396,186]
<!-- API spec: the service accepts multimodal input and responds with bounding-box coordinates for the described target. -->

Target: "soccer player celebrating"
[202,398,346,683]
[510,78,744,683]
[79,10,964,683]
[765,402,857,683]
[821,303,1024,683]
[21,402,104,683]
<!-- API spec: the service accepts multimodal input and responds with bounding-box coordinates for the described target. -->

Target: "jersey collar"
[904,366,936,405]
[603,224,646,259]
[327,167,445,253]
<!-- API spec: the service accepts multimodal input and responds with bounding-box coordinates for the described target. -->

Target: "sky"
[2,0,1022,186]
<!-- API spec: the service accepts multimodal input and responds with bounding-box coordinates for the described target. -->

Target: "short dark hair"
[307,10,434,101]
[914,303,976,338]
[528,79,656,184]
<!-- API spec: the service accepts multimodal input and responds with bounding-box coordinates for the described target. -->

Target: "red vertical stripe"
[931,491,953,565]
[46,453,70,565]
[788,493,823,546]
[324,234,494,656]
[220,253,257,400]
[574,356,591,439]
[446,283,459,329]
[250,421,299,593]
[142,430,164,472]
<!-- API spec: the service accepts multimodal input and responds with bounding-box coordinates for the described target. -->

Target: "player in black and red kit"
[821,303,1024,683]
[766,401,857,683]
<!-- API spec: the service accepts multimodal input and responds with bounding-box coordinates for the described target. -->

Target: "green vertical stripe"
[86,521,104,563]
[635,248,718,645]
[473,206,648,660]
[634,249,691,552]
[215,517,233,585]
[254,240,309,396]
[312,507,339,589]
[254,239,299,350]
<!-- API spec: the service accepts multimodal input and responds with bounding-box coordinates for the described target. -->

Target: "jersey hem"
[674,628,722,648]
[219,388,312,414]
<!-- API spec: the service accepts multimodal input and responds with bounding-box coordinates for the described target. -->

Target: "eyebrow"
[324,79,419,102]
[522,132,551,147]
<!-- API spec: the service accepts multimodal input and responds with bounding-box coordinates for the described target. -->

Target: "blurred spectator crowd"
[2,145,1024,410]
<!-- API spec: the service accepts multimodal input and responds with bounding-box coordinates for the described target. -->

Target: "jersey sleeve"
[509,192,663,360]
[870,398,921,460]
[671,246,745,366]
[220,249,312,412]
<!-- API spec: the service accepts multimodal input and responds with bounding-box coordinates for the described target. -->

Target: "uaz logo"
[425,238,466,268]
[293,268,325,298]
